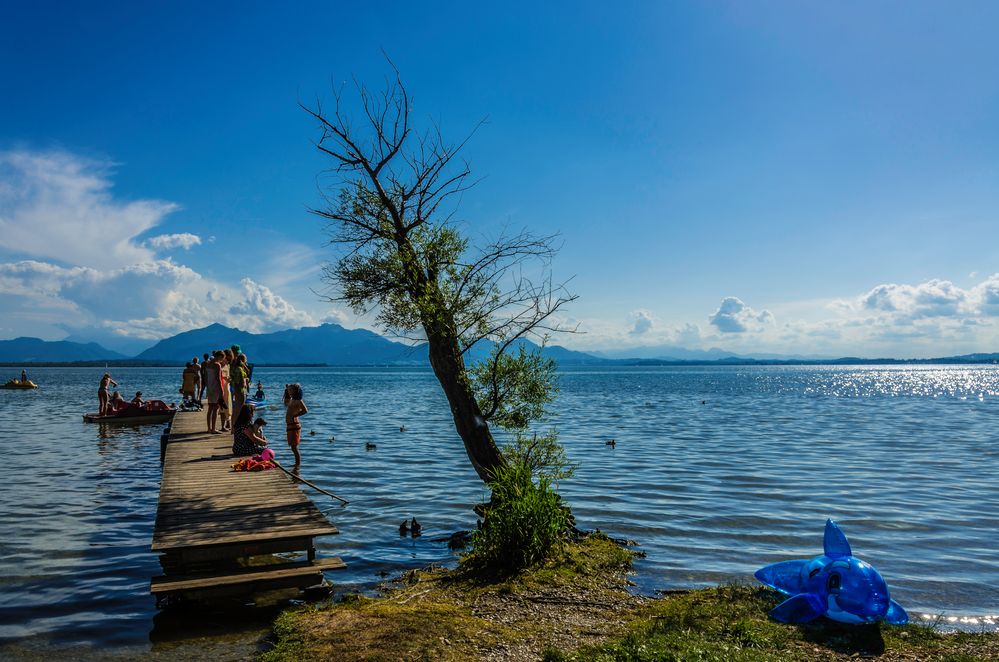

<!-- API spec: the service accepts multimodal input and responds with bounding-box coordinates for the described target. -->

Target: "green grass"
[543,585,999,662]
[263,542,999,662]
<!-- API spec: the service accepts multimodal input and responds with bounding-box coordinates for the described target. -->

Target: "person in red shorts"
[284,383,308,468]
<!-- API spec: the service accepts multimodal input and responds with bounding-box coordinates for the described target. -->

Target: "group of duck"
[399,517,422,537]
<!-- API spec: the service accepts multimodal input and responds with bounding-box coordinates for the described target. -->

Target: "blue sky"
[1,1,998,357]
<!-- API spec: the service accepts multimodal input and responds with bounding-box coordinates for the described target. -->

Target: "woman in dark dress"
[232,404,268,456]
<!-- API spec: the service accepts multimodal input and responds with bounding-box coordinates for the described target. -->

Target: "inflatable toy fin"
[885,600,909,625]
[754,560,807,595]
[771,593,825,623]
[823,519,852,558]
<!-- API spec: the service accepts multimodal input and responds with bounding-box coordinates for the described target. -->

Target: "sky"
[1,1,998,358]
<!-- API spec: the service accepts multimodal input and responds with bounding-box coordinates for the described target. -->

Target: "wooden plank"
[152,527,338,551]
[151,557,346,594]
[159,536,317,564]
[152,411,340,555]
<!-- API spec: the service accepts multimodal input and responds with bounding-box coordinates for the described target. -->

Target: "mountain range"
[0,323,600,366]
[1,324,997,366]
[0,337,127,362]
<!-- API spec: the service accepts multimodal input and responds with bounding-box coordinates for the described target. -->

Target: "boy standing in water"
[284,383,307,468]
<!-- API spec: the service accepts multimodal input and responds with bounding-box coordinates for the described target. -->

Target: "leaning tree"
[304,70,576,482]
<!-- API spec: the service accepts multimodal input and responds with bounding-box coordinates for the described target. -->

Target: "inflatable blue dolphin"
[755,519,908,625]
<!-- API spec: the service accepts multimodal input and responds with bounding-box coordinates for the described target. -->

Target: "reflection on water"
[0,365,997,653]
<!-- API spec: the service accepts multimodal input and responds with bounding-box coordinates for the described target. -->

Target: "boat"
[83,400,177,425]
[2,379,38,389]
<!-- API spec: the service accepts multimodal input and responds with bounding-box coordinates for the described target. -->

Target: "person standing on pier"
[190,357,201,402]
[231,352,249,427]
[181,361,199,404]
[285,383,308,468]
[205,351,224,433]
[198,353,209,403]
[219,349,233,432]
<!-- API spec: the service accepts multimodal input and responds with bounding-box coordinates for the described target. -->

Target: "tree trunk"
[425,330,506,482]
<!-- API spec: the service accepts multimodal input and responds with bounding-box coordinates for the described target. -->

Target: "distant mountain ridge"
[133,323,601,366]
[0,337,125,362]
[1,326,996,366]
[134,323,425,365]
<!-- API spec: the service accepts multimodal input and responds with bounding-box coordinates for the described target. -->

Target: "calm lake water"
[0,365,997,654]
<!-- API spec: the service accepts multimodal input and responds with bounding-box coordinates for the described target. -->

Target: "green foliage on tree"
[305,67,576,482]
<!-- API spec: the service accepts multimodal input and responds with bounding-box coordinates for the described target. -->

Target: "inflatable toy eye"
[827,572,841,591]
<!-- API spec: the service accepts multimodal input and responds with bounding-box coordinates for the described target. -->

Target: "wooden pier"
[151,410,344,603]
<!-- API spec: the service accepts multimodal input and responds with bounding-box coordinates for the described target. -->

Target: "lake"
[0,364,996,655]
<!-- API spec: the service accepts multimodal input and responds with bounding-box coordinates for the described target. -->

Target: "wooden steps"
[151,557,347,597]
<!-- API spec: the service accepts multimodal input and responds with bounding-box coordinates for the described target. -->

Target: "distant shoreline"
[3,357,999,368]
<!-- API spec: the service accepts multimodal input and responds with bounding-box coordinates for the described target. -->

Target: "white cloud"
[0,149,349,344]
[0,150,178,268]
[145,233,202,251]
[971,274,999,317]
[860,279,969,319]
[628,309,654,336]
[708,297,775,333]
[0,259,324,340]
[321,310,350,325]
[227,278,315,332]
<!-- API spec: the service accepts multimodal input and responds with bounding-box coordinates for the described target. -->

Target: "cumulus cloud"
[145,233,202,251]
[322,310,350,325]
[971,274,999,317]
[0,148,343,343]
[628,309,655,336]
[227,278,315,332]
[0,150,178,268]
[0,259,323,340]
[847,275,999,324]
[708,297,775,333]
[558,275,999,358]
[860,279,969,319]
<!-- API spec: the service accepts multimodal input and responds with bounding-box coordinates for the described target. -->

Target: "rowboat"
[83,400,177,425]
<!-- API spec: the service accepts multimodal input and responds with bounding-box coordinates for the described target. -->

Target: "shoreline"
[262,536,999,661]
[4,359,999,368]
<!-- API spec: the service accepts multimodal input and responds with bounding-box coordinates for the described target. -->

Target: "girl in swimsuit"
[285,383,308,468]
[98,373,117,415]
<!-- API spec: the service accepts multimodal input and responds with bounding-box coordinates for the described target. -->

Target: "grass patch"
[261,596,512,662]
[545,585,999,662]
[264,541,999,661]
[263,534,638,661]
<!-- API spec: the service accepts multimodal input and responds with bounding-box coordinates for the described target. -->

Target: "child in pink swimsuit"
[285,383,308,468]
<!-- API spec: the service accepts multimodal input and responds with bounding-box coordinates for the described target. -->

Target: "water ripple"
[0,364,997,651]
